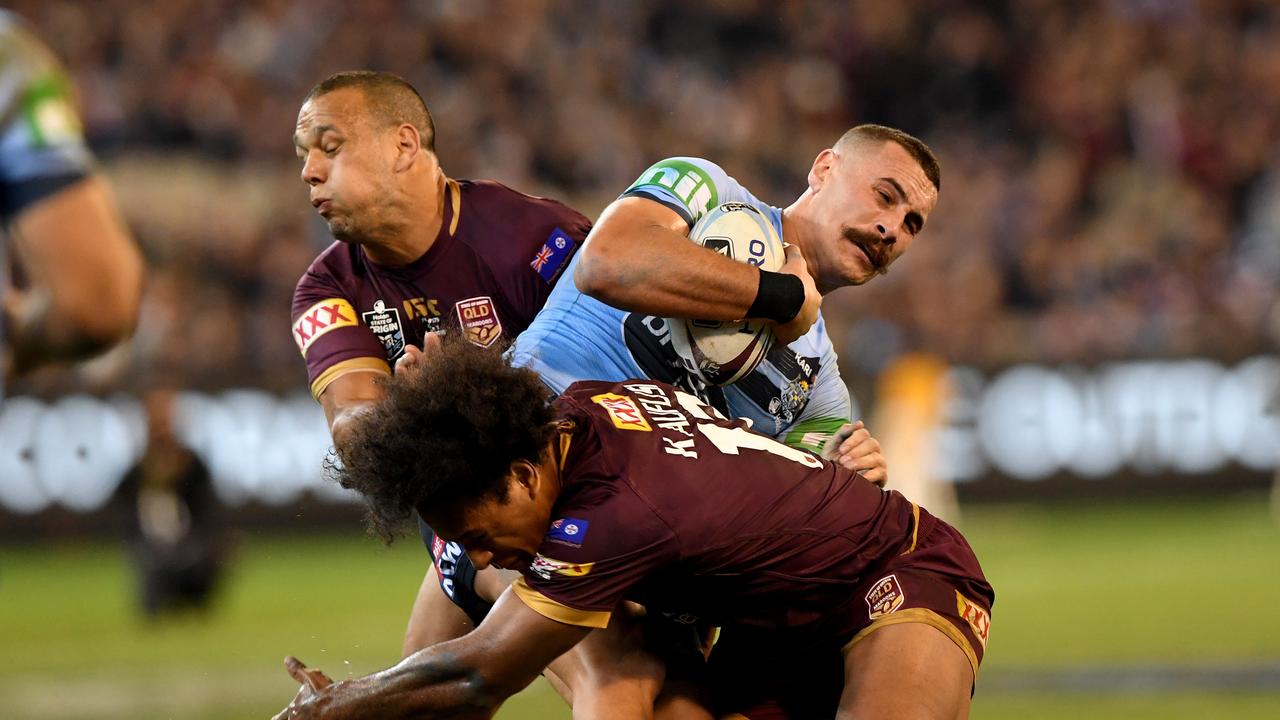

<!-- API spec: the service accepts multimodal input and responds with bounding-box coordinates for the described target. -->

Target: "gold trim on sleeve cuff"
[512,578,612,629]
[310,357,391,400]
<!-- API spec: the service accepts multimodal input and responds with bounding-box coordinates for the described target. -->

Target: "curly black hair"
[327,334,557,543]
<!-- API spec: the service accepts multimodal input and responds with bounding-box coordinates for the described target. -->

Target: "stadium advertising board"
[0,357,1276,514]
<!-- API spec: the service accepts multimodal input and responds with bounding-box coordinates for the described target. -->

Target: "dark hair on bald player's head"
[837,124,940,191]
[327,334,557,544]
[305,70,436,154]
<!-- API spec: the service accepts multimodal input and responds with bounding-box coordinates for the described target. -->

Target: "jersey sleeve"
[291,265,388,400]
[514,413,680,629]
[780,318,855,454]
[514,498,678,629]
[502,197,591,324]
[0,13,93,221]
[620,156,742,228]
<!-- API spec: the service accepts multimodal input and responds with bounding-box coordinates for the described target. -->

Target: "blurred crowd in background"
[8,0,1279,397]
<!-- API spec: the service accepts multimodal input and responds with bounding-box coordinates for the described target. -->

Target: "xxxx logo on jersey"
[591,393,652,432]
[293,299,357,354]
[529,554,595,580]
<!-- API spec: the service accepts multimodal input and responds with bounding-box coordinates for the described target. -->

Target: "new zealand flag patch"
[531,228,576,283]
[547,517,589,546]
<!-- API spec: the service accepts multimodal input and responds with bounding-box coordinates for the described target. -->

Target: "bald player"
[291,71,589,449]
[290,71,683,717]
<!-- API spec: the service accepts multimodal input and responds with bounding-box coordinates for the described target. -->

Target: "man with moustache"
[394,125,940,715]
[514,124,938,466]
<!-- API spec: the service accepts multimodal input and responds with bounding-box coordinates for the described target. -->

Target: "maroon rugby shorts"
[710,505,993,720]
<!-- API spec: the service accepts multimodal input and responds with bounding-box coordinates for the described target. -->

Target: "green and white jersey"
[0,11,94,399]
[510,157,856,453]
[0,11,92,220]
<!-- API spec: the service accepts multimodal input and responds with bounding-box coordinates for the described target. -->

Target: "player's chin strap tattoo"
[276,647,501,720]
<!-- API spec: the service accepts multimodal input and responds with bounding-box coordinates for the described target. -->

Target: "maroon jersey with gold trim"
[291,178,590,398]
[513,379,924,645]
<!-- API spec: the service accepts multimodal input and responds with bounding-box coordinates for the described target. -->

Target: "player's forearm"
[575,221,759,321]
[312,645,516,719]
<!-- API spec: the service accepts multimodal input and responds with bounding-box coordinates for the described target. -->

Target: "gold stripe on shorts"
[842,607,980,680]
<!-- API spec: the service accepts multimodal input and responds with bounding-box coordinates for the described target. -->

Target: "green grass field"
[2,492,1278,719]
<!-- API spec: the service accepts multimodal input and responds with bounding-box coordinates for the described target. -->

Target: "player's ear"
[509,459,539,500]
[392,124,420,173]
[808,148,837,192]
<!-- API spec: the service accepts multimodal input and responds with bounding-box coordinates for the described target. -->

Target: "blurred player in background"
[113,387,227,618]
[290,71,680,717]
[0,11,143,393]
[273,336,993,720]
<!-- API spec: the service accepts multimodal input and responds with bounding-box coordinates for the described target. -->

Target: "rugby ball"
[669,202,786,386]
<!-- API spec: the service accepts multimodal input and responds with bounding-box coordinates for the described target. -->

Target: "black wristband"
[747,270,805,324]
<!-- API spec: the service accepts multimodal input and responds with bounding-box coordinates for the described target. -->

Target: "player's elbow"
[464,673,518,714]
[328,402,376,458]
[57,249,144,347]
[573,236,630,304]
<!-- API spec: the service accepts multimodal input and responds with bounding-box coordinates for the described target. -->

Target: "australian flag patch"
[531,228,576,283]
[547,517,589,547]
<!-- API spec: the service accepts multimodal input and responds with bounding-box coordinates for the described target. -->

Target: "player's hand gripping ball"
[669,203,786,385]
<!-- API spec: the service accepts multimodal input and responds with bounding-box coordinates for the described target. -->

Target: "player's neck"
[781,200,835,296]
[360,174,447,266]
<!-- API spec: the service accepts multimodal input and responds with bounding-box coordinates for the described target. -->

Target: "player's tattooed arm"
[274,588,592,720]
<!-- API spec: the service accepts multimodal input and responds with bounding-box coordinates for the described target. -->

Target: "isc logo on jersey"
[591,392,652,431]
[668,204,785,386]
[293,298,358,354]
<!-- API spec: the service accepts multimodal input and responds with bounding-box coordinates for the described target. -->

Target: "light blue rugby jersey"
[509,157,856,453]
[0,11,95,401]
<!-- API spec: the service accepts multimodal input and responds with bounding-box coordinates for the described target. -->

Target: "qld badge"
[455,296,502,347]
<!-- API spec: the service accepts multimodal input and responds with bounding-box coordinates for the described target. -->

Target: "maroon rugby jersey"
[514,380,919,643]
[291,178,591,399]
